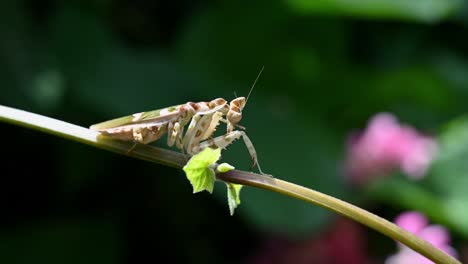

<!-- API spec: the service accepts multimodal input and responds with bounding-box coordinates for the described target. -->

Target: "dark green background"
[2,1,468,263]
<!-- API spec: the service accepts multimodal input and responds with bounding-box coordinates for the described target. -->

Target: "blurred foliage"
[0,220,121,264]
[2,0,468,263]
[288,0,463,22]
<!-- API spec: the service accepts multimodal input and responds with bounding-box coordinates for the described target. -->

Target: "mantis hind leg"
[126,142,138,155]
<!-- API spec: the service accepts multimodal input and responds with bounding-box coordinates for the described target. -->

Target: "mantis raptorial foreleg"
[181,103,227,150]
[201,112,223,140]
[183,114,204,151]
[183,112,220,152]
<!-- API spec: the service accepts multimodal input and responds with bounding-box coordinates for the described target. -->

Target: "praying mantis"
[90,68,265,174]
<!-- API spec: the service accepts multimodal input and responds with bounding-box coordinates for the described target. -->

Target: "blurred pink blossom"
[394,211,428,235]
[345,113,438,185]
[385,211,458,264]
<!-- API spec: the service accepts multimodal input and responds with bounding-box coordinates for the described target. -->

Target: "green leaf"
[217,163,235,173]
[183,148,221,194]
[226,183,243,216]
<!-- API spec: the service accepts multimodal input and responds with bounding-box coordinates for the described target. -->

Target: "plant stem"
[216,172,459,264]
[0,104,460,264]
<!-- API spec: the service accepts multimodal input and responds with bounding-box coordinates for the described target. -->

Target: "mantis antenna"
[245,65,264,105]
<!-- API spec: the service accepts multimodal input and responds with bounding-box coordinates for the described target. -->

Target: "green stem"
[217,172,458,264]
[0,104,460,264]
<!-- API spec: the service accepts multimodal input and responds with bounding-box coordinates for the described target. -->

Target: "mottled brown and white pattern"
[90,97,265,174]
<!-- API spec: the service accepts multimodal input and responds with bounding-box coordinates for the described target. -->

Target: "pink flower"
[386,211,458,264]
[345,113,437,185]
[394,211,428,235]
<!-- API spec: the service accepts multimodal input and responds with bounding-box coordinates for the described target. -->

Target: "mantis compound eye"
[231,97,246,111]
